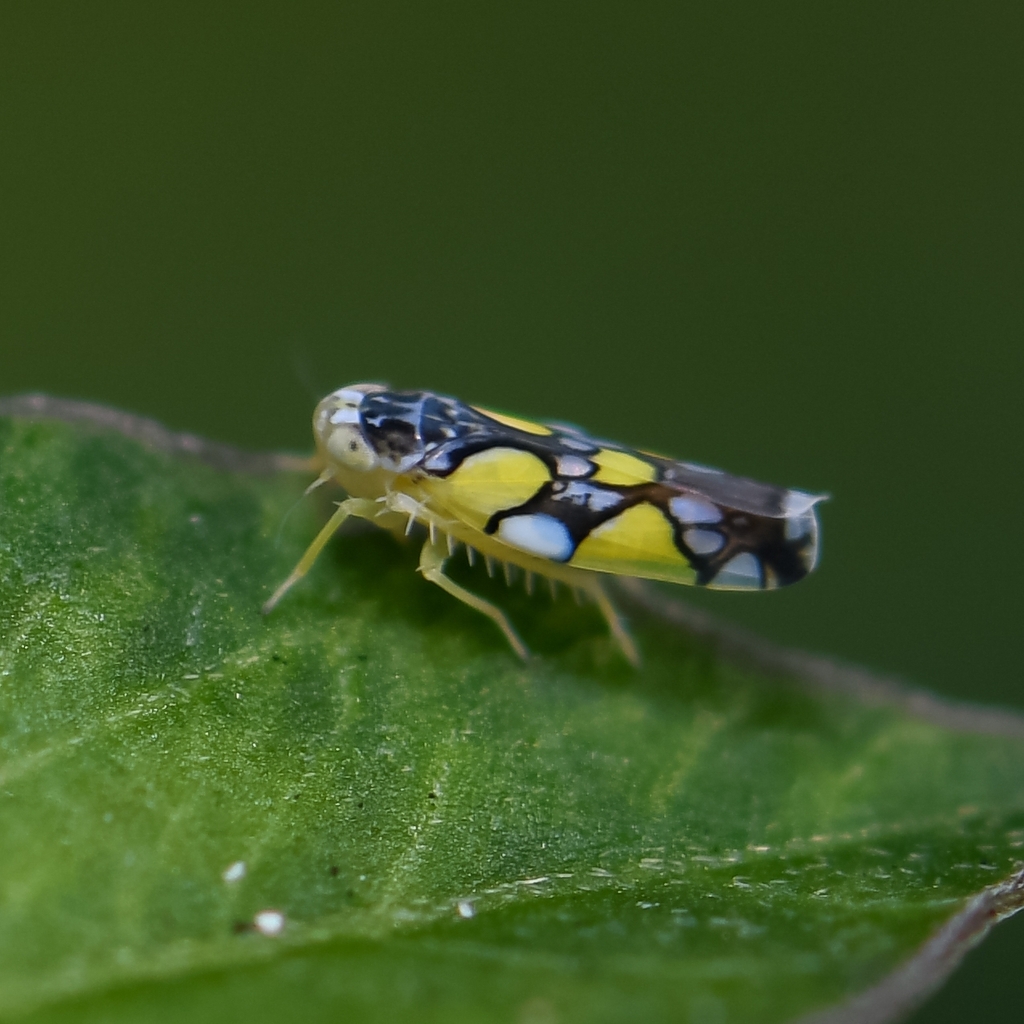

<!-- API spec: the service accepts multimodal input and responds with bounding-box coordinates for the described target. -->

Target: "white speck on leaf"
[254,910,285,936]
[222,861,246,883]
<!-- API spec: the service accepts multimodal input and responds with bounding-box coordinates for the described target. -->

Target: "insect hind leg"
[580,576,641,667]
[418,537,530,661]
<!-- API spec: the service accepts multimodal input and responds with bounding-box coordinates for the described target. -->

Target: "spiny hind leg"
[580,576,641,667]
[263,497,380,614]
[418,537,530,661]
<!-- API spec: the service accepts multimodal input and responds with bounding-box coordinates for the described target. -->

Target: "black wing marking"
[360,389,823,589]
[664,494,819,587]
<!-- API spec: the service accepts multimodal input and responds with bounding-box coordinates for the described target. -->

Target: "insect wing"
[651,458,824,590]
[564,493,700,584]
[418,444,555,534]
[412,395,823,591]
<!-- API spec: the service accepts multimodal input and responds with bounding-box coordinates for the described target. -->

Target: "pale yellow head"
[312,384,386,472]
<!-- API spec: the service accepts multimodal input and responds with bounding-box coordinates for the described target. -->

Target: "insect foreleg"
[262,497,380,614]
[418,537,530,661]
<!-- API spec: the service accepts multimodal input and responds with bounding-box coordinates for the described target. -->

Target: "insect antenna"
[273,467,334,549]
[289,346,329,403]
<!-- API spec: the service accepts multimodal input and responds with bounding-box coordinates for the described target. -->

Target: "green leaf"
[1,401,1023,1024]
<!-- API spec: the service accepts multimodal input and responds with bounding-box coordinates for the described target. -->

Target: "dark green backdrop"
[2,4,1021,1020]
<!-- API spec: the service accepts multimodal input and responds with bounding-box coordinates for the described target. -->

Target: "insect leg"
[582,577,641,667]
[418,538,530,661]
[262,497,379,614]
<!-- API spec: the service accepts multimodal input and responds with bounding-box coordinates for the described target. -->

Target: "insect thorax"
[356,390,494,472]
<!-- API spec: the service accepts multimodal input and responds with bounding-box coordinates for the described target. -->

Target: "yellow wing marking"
[591,448,658,485]
[472,406,553,436]
[571,502,697,584]
[420,446,550,531]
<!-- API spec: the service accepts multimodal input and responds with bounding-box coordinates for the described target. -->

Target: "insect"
[263,385,825,664]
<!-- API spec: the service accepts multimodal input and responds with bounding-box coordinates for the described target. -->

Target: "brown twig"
[618,577,1024,740]
[0,394,314,475]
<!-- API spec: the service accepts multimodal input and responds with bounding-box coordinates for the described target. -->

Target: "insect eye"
[321,422,379,472]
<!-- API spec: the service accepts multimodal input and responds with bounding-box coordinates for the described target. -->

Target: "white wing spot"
[498,514,575,561]
[683,528,725,555]
[785,511,815,541]
[556,454,593,477]
[713,552,763,589]
[562,481,621,512]
[669,496,723,524]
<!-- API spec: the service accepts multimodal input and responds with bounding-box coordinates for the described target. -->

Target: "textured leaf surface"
[1,411,1023,1024]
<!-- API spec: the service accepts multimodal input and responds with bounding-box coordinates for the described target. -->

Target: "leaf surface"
[1,407,1023,1024]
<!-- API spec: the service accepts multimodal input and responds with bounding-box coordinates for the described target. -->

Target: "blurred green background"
[1,3,1020,1020]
